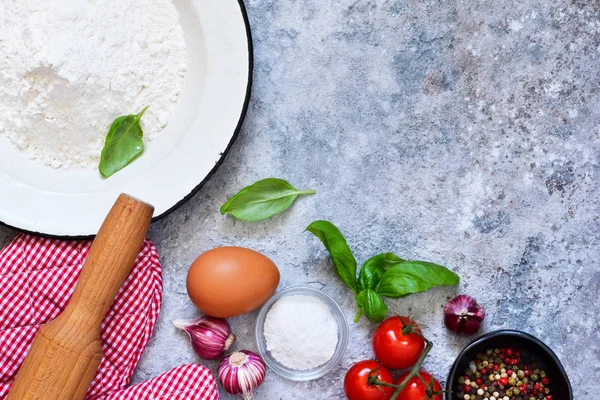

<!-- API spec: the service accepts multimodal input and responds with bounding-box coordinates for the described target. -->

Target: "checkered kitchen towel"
[0,234,218,400]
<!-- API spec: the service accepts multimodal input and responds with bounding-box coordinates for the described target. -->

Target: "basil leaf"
[306,220,357,292]
[220,178,316,221]
[357,252,405,290]
[355,289,388,323]
[376,261,460,298]
[99,106,148,178]
[381,252,405,267]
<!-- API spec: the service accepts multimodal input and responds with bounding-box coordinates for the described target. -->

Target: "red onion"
[218,350,266,400]
[173,315,236,360]
[444,294,485,335]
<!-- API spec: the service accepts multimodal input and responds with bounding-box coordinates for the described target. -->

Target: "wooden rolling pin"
[8,194,154,400]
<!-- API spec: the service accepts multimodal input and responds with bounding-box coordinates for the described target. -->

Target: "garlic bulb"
[218,351,266,400]
[173,315,236,360]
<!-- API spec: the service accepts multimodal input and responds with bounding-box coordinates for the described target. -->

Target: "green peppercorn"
[531,373,539,381]
[459,376,465,384]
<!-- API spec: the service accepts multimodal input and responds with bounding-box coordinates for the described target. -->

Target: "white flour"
[264,295,339,370]
[0,0,187,169]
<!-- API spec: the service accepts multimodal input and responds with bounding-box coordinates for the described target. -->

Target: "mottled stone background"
[1,0,599,398]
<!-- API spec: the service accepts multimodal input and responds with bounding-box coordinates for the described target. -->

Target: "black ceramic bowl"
[447,330,572,399]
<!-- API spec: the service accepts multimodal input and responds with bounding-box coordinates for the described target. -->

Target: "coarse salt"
[263,294,338,371]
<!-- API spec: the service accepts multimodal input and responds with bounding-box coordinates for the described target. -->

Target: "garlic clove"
[173,315,236,360]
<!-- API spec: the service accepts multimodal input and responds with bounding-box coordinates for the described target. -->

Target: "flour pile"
[0,0,187,169]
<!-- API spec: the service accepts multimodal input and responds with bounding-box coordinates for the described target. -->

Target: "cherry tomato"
[344,360,395,400]
[372,316,425,369]
[395,370,442,400]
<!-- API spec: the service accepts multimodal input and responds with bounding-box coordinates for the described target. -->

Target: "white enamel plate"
[0,0,252,237]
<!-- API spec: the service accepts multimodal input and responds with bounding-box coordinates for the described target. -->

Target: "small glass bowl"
[255,286,349,381]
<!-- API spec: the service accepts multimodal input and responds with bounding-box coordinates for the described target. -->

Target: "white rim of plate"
[0,0,253,238]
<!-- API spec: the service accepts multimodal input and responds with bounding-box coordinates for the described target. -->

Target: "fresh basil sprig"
[220,178,316,222]
[99,106,148,178]
[306,220,460,323]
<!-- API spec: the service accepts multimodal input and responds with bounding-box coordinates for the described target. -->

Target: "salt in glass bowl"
[255,286,349,381]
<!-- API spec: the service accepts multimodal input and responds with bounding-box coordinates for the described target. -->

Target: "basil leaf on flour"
[355,289,388,323]
[220,178,316,222]
[99,106,148,178]
[376,261,460,298]
[357,252,405,291]
[306,220,358,293]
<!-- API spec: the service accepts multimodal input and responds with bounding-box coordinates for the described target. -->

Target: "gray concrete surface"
[1,0,599,398]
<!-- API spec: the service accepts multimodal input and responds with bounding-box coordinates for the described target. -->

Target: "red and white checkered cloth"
[0,234,218,400]
[105,364,219,400]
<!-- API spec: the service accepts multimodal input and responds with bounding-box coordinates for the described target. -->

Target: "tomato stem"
[367,333,435,400]
[399,315,418,336]
[390,336,433,400]
[416,373,429,386]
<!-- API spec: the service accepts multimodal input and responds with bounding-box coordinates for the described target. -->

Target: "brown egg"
[186,246,280,318]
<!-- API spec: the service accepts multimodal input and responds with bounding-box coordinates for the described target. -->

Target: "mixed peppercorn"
[457,348,552,400]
